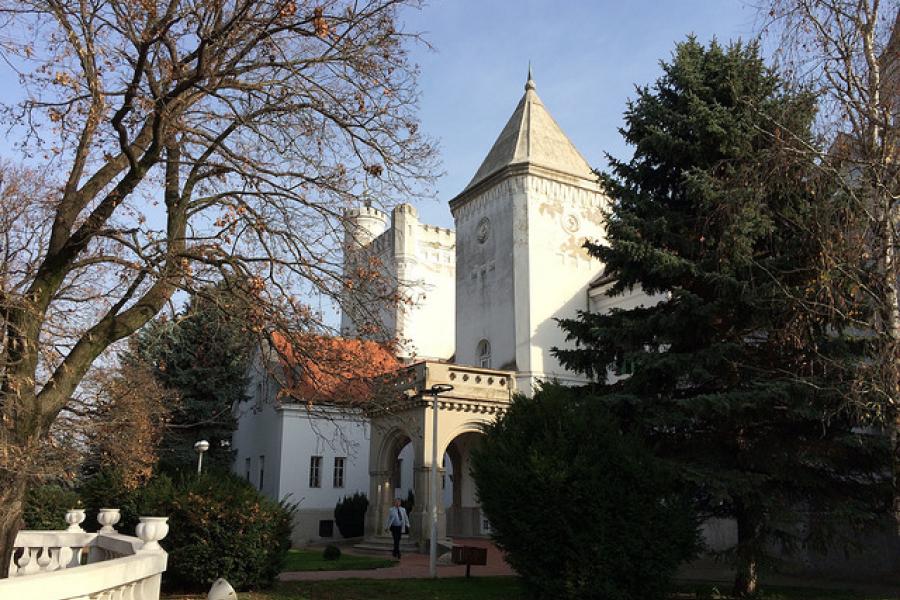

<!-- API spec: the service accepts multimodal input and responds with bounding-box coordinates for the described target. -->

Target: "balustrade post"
[65,508,86,532]
[97,508,121,533]
[136,517,169,552]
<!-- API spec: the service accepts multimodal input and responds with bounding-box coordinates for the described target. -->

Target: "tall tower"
[449,71,607,392]
[341,204,456,361]
[340,205,389,337]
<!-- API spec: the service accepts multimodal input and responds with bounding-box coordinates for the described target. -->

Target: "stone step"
[353,537,420,555]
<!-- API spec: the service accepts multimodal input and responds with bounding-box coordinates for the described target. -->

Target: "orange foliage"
[270,331,400,406]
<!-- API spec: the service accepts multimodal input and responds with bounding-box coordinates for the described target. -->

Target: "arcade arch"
[362,361,514,549]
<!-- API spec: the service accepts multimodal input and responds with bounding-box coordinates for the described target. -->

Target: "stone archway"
[364,425,418,540]
[361,361,515,551]
[444,430,486,537]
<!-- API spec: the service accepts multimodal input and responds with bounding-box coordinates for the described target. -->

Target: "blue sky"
[0,1,762,324]
[0,0,762,225]
[401,0,761,228]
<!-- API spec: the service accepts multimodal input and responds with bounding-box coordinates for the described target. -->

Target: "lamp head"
[194,440,210,453]
[428,384,454,395]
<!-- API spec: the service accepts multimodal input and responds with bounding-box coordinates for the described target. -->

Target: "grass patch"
[164,578,896,600]
[281,549,396,572]
[198,578,522,600]
[673,581,896,600]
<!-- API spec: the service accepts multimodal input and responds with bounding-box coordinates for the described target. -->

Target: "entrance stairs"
[354,535,420,555]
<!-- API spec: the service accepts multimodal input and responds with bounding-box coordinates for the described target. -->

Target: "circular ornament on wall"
[476,217,491,243]
[562,213,581,233]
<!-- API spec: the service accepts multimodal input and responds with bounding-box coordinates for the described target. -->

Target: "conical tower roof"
[460,70,595,195]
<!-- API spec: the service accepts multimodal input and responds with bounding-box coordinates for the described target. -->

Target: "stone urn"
[65,508,86,532]
[97,508,121,533]
[136,516,169,552]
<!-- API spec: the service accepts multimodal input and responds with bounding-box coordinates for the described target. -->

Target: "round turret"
[344,205,389,249]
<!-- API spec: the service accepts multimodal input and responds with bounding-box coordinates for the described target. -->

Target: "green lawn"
[165,578,896,600]
[281,549,396,572]
[673,581,896,600]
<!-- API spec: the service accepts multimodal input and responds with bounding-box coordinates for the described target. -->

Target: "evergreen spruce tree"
[124,284,254,474]
[555,39,889,597]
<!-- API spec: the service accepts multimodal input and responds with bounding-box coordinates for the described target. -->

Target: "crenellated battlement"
[345,205,389,220]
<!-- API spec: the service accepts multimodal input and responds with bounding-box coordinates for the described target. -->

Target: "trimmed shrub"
[161,471,296,592]
[471,385,701,600]
[334,492,368,538]
[77,469,176,533]
[23,484,80,530]
[78,469,296,592]
[322,544,341,561]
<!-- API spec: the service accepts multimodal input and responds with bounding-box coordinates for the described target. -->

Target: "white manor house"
[232,72,655,548]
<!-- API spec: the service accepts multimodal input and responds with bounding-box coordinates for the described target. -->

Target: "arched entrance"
[444,430,486,537]
[362,361,515,551]
[364,426,418,539]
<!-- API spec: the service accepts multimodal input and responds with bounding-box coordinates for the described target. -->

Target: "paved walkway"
[281,541,899,596]
[279,538,515,581]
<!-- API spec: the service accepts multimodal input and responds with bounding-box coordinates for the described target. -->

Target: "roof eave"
[449,162,601,214]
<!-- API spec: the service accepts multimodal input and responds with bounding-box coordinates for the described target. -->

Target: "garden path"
[279,538,515,581]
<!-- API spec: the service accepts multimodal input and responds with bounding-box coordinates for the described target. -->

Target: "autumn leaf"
[313,7,329,37]
[280,0,296,17]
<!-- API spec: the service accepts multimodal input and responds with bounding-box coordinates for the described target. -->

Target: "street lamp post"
[426,383,454,579]
[194,440,210,474]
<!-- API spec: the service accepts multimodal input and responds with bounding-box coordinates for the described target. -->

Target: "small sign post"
[451,545,488,578]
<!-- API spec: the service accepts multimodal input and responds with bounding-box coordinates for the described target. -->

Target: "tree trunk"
[0,469,28,579]
[885,223,900,536]
[733,503,761,598]
[894,403,900,536]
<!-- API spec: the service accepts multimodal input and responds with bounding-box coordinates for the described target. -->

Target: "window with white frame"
[309,455,322,488]
[333,457,346,488]
[477,339,491,368]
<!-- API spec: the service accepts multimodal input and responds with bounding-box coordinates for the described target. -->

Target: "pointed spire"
[454,68,594,196]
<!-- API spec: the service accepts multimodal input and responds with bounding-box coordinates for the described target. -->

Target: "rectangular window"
[309,455,322,488]
[333,457,346,488]
[258,455,265,491]
[318,519,334,537]
[481,516,493,534]
[615,355,635,376]
[245,457,251,482]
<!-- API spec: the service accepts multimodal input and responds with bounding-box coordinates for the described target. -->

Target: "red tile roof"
[270,331,402,406]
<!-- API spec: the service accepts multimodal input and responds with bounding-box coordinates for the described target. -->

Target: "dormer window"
[477,339,491,368]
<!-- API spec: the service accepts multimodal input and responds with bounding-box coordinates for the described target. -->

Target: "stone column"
[411,465,447,548]
[365,470,392,539]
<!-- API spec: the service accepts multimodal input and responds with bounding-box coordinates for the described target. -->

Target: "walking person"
[384,497,409,559]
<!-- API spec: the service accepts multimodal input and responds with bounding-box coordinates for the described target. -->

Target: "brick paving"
[279,538,515,581]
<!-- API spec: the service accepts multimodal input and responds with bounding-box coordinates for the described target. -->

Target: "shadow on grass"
[165,577,896,600]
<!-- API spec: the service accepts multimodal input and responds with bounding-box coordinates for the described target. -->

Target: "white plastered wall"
[522,172,607,391]
[452,180,519,371]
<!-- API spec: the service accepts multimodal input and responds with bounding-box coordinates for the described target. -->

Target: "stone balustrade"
[1,509,169,600]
